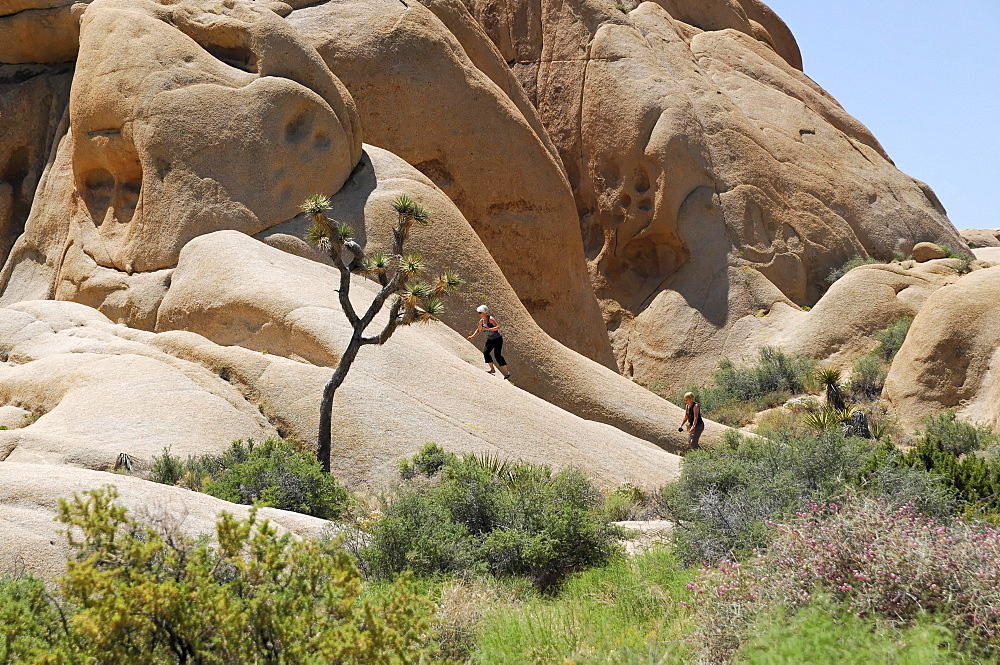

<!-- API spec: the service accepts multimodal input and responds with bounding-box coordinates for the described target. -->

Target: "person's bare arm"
[468,319,485,340]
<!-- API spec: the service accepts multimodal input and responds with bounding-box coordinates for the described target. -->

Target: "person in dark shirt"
[467,305,510,380]
[679,391,704,450]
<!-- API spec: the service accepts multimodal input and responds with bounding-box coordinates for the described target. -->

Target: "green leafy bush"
[849,353,887,400]
[361,445,621,589]
[660,425,955,564]
[826,255,881,284]
[659,428,869,564]
[150,438,349,519]
[1,487,438,664]
[917,410,998,456]
[679,347,814,425]
[896,412,1000,519]
[874,316,913,362]
[0,574,69,663]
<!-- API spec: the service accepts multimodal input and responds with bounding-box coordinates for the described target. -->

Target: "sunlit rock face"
[449,0,965,387]
[1,0,361,328]
[0,0,982,498]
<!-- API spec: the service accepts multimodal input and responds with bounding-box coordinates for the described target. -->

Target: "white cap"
[476,305,489,313]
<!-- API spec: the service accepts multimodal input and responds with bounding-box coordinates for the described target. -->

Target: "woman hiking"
[679,392,704,450]
[467,305,510,380]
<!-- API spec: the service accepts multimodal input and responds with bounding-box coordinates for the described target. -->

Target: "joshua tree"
[301,193,464,472]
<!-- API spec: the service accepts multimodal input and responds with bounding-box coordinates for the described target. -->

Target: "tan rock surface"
[0,64,72,266]
[0,0,361,325]
[973,247,1000,264]
[256,145,723,454]
[0,463,331,580]
[0,300,276,467]
[884,266,1000,431]
[0,1,87,64]
[961,229,1000,248]
[718,261,959,371]
[287,0,616,366]
[912,242,947,262]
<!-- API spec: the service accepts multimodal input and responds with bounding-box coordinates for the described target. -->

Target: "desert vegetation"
[7,413,1000,663]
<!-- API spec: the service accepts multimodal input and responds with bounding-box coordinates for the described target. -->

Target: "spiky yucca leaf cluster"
[301,194,464,327]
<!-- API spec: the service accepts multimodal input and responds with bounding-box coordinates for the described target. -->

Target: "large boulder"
[0,1,88,64]
[0,300,275,467]
[286,0,616,367]
[0,463,331,580]
[0,296,684,489]
[717,260,959,370]
[0,0,361,327]
[256,145,724,453]
[452,0,966,387]
[884,266,1000,431]
[962,228,1000,248]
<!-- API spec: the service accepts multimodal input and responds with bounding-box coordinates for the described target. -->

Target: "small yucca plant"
[814,367,846,411]
[302,193,465,472]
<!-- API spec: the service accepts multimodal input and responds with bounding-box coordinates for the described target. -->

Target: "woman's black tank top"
[687,402,704,427]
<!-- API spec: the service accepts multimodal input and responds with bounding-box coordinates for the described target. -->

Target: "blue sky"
[763,0,999,230]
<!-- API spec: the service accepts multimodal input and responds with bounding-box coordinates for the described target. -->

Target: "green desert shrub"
[848,353,888,401]
[826,255,881,284]
[1,487,438,664]
[917,409,998,456]
[897,412,1000,519]
[0,574,69,663]
[660,426,955,564]
[150,438,349,519]
[361,444,621,589]
[659,428,870,564]
[692,497,1000,661]
[874,316,913,362]
[679,347,814,425]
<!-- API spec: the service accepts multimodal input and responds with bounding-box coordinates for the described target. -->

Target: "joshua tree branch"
[361,299,403,346]
[327,247,361,329]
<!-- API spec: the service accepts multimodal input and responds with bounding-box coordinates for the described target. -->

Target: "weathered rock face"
[0,293,684,489]
[450,0,967,389]
[286,0,616,366]
[962,228,1000,248]
[0,0,88,64]
[884,266,1000,431]
[0,0,361,327]
[0,64,72,266]
[0,300,276,466]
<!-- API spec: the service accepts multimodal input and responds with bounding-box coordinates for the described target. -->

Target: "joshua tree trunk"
[317,334,362,473]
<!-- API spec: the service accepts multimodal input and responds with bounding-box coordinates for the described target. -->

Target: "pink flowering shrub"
[690,496,1000,662]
